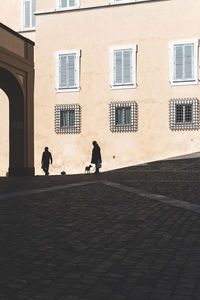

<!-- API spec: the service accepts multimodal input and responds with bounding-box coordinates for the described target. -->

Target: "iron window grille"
[169,98,199,130]
[110,101,138,132]
[55,104,81,134]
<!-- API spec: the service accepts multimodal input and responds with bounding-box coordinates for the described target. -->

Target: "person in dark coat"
[41,147,53,175]
[91,141,102,174]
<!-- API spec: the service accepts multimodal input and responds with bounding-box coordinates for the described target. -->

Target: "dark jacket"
[42,151,53,166]
[91,144,102,164]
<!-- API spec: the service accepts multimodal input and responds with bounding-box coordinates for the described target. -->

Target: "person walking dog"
[41,147,53,175]
[91,141,102,174]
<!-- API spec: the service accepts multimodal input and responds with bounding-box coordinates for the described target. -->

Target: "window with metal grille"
[60,110,75,127]
[170,98,199,130]
[175,104,192,123]
[115,107,132,126]
[55,104,80,134]
[110,102,138,132]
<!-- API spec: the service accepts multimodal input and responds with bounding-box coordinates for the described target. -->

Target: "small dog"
[61,171,66,176]
[85,164,92,174]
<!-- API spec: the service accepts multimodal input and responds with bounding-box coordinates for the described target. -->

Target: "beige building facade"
[1,0,200,175]
[0,23,34,176]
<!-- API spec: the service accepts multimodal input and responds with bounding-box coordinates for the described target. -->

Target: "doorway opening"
[0,89,9,176]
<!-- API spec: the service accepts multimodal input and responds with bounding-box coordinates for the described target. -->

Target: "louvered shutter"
[69,0,75,6]
[123,49,132,84]
[174,45,183,80]
[24,0,31,28]
[59,55,68,88]
[114,50,123,85]
[32,0,36,27]
[174,43,194,81]
[185,44,194,80]
[68,55,76,87]
[60,0,67,7]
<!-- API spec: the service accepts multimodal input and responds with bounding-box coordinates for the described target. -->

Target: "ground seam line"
[0,180,99,200]
[101,180,200,214]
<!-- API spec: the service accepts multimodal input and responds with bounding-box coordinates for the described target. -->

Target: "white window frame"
[56,0,80,10]
[56,50,80,93]
[169,39,199,86]
[21,0,36,30]
[170,98,199,130]
[110,45,137,90]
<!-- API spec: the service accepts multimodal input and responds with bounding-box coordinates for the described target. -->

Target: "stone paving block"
[0,159,200,299]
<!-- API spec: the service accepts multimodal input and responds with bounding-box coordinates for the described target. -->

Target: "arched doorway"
[0,68,26,176]
[0,23,34,176]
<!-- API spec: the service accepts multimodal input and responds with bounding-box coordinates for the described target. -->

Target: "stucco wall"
[33,0,200,175]
[0,0,21,31]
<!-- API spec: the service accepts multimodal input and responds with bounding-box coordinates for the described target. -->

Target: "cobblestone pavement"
[1,158,200,300]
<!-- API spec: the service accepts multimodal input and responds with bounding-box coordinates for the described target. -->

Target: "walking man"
[91,141,102,174]
[41,147,53,175]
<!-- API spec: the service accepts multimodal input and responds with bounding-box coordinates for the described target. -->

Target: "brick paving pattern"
[0,158,200,299]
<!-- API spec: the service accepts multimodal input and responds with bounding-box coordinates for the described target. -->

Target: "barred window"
[116,107,132,126]
[110,102,138,132]
[60,110,75,127]
[55,104,80,134]
[170,98,199,130]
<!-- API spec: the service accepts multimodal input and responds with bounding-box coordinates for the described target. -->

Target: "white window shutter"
[24,0,31,28]
[114,50,123,85]
[32,0,36,27]
[69,0,75,7]
[185,44,194,80]
[68,55,76,87]
[61,0,67,7]
[174,45,183,81]
[59,55,67,88]
[123,49,132,84]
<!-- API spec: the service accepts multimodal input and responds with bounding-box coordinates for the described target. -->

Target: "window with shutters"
[56,0,79,9]
[110,45,137,89]
[22,0,36,29]
[56,50,80,92]
[110,102,138,132]
[169,39,199,86]
[55,104,81,134]
[170,98,199,130]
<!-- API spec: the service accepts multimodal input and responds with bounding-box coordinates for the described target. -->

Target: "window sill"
[56,6,80,11]
[110,84,136,90]
[19,27,36,33]
[56,88,80,93]
[170,80,198,86]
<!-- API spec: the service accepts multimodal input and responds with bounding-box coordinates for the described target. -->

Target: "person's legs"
[95,164,99,174]
[43,164,49,175]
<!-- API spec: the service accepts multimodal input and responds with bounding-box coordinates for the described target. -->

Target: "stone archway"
[0,23,34,176]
